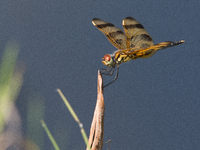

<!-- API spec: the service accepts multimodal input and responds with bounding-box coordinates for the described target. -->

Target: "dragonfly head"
[102,54,115,67]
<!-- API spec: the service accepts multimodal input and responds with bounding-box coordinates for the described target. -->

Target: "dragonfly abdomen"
[134,48,156,59]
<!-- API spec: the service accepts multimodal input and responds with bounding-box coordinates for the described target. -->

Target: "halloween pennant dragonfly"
[92,17,185,87]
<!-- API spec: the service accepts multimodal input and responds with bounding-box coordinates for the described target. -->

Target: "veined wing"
[123,17,153,49]
[92,18,126,50]
[122,40,185,58]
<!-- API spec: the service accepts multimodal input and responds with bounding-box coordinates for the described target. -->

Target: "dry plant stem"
[87,70,105,150]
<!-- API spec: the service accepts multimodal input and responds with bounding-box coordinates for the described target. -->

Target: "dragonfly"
[92,17,185,88]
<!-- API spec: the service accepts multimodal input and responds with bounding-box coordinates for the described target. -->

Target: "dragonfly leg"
[100,68,108,71]
[100,67,113,72]
[100,67,115,76]
[103,66,119,88]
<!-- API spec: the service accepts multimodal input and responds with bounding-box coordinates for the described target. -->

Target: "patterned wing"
[92,18,126,50]
[122,17,154,49]
[122,40,185,58]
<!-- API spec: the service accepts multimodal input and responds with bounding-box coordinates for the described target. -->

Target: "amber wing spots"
[122,17,153,49]
[92,18,127,50]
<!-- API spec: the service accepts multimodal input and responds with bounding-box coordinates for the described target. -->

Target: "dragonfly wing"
[92,18,126,50]
[122,40,185,58]
[123,17,154,49]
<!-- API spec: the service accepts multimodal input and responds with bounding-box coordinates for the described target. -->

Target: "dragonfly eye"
[103,54,111,61]
[102,54,114,67]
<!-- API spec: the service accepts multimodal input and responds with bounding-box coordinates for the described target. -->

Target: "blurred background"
[0,0,200,149]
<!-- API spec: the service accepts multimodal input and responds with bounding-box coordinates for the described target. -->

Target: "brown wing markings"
[122,17,153,49]
[123,23,144,30]
[92,18,126,50]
